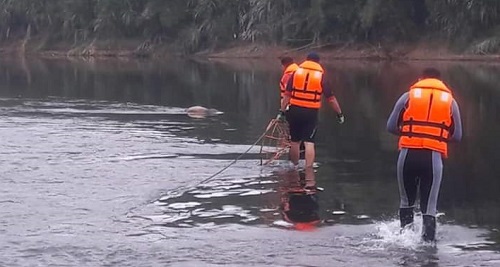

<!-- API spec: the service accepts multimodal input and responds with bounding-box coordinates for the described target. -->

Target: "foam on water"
[332,211,347,215]
[117,154,179,161]
[239,189,274,196]
[273,220,294,228]
[166,202,202,209]
[194,191,237,199]
[371,219,425,250]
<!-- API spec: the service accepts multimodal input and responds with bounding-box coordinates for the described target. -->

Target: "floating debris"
[186,106,222,118]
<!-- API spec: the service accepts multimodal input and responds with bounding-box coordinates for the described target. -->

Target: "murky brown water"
[0,57,499,266]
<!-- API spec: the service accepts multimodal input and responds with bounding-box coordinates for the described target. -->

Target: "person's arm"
[448,99,463,142]
[322,79,344,123]
[386,92,409,135]
[326,96,342,114]
[280,74,294,112]
[322,80,342,114]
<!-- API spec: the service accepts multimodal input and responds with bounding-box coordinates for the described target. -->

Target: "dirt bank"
[2,39,500,62]
[201,42,500,62]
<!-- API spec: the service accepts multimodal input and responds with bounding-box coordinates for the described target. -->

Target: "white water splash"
[372,219,425,250]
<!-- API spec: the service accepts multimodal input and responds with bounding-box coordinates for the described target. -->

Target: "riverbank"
[2,39,500,62]
[201,42,500,62]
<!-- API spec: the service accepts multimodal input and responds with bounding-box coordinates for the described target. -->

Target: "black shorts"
[286,105,318,143]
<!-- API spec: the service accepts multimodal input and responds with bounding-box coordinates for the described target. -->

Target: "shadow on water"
[1,57,500,266]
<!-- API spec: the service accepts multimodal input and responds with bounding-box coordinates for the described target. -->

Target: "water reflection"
[0,57,280,141]
[138,160,384,232]
[279,167,321,231]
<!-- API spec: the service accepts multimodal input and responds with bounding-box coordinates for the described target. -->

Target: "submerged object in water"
[185,106,222,118]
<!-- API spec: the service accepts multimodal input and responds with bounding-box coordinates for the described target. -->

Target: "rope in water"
[124,119,277,217]
[170,120,276,192]
[150,124,271,205]
[195,126,271,186]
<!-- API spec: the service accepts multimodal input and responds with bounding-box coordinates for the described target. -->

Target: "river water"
[0,57,499,266]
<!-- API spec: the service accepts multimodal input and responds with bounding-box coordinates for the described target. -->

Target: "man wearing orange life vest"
[387,68,463,242]
[279,57,299,102]
[279,52,344,168]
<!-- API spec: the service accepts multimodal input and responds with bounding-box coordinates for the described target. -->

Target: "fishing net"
[259,119,290,165]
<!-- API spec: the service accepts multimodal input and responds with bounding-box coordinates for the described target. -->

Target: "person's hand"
[276,110,286,121]
[336,113,345,124]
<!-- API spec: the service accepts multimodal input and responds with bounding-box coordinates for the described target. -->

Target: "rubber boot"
[422,215,436,242]
[399,208,414,229]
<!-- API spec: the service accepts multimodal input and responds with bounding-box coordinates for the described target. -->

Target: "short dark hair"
[280,56,294,66]
[421,68,441,79]
[306,52,320,62]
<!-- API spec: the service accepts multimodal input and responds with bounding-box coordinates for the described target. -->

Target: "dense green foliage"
[1,0,500,54]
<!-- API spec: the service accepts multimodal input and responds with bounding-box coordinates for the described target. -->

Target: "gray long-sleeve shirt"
[386,92,463,142]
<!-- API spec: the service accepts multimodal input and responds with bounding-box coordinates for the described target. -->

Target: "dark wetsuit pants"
[286,105,318,143]
[397,148,443,217]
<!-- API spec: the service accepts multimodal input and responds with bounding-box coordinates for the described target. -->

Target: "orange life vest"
[290,61,324,109]
[398,78,454,158]
[280,63,299,98]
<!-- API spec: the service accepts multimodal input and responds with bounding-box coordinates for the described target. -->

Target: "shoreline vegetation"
[2,1,500,63]
[2,40,500,63]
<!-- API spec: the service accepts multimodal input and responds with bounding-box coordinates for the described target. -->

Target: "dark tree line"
[1,0,500,54]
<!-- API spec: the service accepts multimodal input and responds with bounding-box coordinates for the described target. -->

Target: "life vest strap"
[401,118,450,142]
[401,120,451,131]
[291,89,321,96]
[412,86,450,94]
[291,95,321,102]
[400,132,448,142]
[291,89,321,102]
